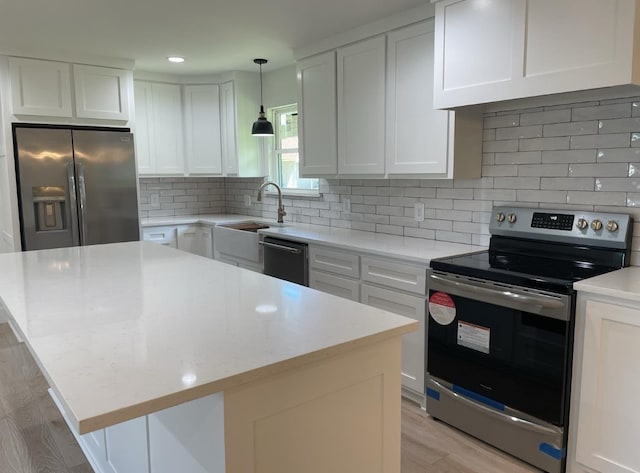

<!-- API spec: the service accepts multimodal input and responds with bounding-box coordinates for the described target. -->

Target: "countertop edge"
[75,321,418,434]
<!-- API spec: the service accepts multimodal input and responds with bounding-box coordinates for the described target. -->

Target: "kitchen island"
[0,242,417,473]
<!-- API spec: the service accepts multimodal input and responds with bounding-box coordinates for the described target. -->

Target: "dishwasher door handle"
[259,240,302,254]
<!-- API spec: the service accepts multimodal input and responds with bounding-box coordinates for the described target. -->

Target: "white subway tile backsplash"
[496,125,542,140]
[420,219,453,231]
[495,151,541,165]
[435,209,472,221]
[404,227,436,239]
[571,133,630,149]
[540,178,594,191]
[598,117,640,133]
[494,177,540,189]
[543,121,597,137]
[572,103,631,121]
[519,164,568,176]
[520,109,571,126]
[516,190,568,203]
[484,114,519,129]
[483,140,519,153]
[567,191,627,206]
[594,178,640,192]
[542,150,597,163]
[597,148,640,162]
[569,163,629,177]
[482,165,518,176]
[520,137,570,151]
[436,188,475,199]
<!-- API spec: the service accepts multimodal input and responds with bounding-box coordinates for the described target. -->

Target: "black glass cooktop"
[430,237,628,294]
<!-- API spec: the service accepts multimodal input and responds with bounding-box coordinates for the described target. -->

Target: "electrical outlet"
[150,193,160,208]
[414,202,425,222]
[244,195,251,206]
[343,197,351,213]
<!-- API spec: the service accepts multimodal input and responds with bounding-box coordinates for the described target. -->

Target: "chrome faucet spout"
[256,181,287,223]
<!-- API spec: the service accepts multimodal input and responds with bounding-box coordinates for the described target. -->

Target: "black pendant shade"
[251,58,274,136]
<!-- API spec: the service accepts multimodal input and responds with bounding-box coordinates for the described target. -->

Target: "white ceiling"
[0,0,431,74]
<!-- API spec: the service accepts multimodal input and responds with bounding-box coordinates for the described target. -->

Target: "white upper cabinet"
[337,36,386,175]
[433,0,640,109]
[386,20,450,175]
[297,51,338,176]
[295,20,482,179]
[219,82,239,175]
[73,64,130,120]
[184,85,223,175]
[134,81,184,175]
[9,57,73,117]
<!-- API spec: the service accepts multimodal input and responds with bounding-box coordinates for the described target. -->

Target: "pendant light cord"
[259,62,264,113]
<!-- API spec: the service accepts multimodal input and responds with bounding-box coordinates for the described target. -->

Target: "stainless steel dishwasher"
[260,236,309,286]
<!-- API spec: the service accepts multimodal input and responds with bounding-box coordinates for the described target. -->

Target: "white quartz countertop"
[141,215,484,264]
[0,242,417,434]
[574,266,640,302]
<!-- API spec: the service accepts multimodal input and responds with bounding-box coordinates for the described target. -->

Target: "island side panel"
[223,335,403,473]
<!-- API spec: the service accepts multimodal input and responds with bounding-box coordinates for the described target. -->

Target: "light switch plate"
[343,197,351,213]
[244,195,251,207]
[150,193,160,208]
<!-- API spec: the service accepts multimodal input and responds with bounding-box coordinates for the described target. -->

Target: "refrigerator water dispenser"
[32,186,66,232]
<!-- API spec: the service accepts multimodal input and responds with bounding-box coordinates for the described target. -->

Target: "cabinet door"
[386,21,450,175]
[361,283,425,394]
[73,64,130,120]
[134,81,154,174]
[433,0,525,108]
[574,300,640,473]
[152,83,184,174]
[177,225,213,258]
[184,85,223,175]
[337,36,386,175]
[219,82,239,175]
[9,57,72,117]
[297,51,338,176]
[309,270,360,302]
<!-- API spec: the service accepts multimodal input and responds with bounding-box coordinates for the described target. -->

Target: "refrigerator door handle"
[66,163,80,246]
[76,163,88,246]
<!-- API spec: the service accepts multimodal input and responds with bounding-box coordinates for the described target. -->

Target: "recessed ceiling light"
[167,56,185,63]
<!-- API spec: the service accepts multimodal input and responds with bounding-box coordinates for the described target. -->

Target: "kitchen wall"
[224,95,640,266]
[139,177,226,217]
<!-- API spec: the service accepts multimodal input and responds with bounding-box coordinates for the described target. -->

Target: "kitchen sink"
[217,221,270,232]
[214,221,271,264]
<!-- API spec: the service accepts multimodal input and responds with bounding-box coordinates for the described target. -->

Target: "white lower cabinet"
[569,295,640,473]
[309,271,360,302]
[361,255,426,295]
[177,225,213,259]
[142,226,177,248]
[360,283,425,396]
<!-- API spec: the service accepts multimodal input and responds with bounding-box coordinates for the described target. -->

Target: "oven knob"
[496,212,505,222]
[591,219,603,231]
[576,218,588,230]
[507,213,517,223]
[606,220,619,232]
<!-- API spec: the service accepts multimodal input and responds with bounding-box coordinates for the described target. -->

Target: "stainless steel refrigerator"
[13,125,139,251]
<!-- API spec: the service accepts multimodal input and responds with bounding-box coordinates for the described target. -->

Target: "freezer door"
[72,130,139,245]
[14,127,80,250]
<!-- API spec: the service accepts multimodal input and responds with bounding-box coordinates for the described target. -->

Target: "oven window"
[427,291,570,425]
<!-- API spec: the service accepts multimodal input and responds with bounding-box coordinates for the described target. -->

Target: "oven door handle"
[429,377,563,437]
[428,272,569,320]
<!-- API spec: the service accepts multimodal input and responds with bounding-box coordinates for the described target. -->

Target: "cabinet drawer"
[360,283,425,394]
[309,270,360,302]
[361,256,426,295]
[309,246,360,278]
[142,226,177,248]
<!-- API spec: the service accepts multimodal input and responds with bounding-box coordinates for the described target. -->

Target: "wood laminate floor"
[0,323,541,472]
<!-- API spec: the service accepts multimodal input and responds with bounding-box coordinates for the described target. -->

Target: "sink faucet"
[256,181,287,223]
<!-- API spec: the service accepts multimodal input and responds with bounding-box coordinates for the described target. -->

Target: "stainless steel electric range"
[425,206,633,473]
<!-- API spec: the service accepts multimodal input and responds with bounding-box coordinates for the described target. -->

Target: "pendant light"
[251,58,274,136]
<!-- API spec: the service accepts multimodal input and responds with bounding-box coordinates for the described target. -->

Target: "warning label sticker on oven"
[429,292,456,325]
[457,321,490,354]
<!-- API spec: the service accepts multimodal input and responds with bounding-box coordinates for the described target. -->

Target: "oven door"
[426,269,572,426]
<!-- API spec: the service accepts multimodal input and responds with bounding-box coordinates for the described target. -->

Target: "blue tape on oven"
[426,388,440,401]
[539,443,566,460]
[452,384,505,411]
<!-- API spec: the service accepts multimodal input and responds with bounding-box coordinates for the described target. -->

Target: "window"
[267,104,319,192]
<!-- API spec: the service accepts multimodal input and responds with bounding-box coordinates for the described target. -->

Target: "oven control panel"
[490,206,633,249]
